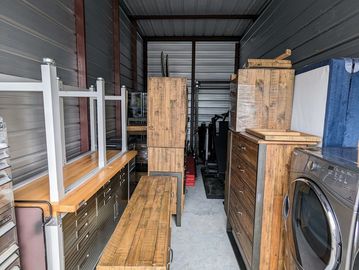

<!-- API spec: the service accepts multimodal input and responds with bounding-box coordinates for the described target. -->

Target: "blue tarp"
[300,58,359,147]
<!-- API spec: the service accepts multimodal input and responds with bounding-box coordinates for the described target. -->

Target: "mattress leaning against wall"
[0,0,81,185]
[291,58,359,147]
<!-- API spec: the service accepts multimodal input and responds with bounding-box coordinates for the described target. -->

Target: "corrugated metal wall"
[0,0,80,184]
[85,0,116,138]
[240,0,359,68]
[147,41,235,125]
[147,41,192,87]
[196,42,235,124]
[120,8,133,90]
[137,34,144,91]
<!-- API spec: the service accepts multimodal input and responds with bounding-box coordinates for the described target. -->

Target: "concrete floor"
[171,168,240,270]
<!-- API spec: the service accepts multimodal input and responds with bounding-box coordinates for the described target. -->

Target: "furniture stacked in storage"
[229,61,295,132]
[14,151,136,270]
[97,176,175,270]
[225,60,295,215]
[226,129,320,270]
[147,77,188,226]
[0,118,20,269]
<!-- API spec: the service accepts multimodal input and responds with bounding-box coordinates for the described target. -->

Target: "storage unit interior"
[1,0,359,269]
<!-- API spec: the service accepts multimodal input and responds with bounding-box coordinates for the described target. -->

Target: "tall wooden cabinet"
[226,131,319,270]
[230,68,295,132]
[147,77,188,226]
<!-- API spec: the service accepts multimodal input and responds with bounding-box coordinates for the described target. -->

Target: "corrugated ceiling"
[123,0,268,37]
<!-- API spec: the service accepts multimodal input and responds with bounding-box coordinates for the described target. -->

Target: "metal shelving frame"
[0,58,128,270]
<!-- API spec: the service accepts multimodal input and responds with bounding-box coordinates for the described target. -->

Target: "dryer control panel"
[306,157,359,206]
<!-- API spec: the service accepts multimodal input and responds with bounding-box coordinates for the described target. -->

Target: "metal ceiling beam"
[144,36,242,42]
[130,14,258,20]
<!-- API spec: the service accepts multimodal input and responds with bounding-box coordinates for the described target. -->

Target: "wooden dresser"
[226,130,320,270]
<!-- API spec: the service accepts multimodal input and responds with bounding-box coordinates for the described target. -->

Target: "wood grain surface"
[230,68,294,132]
[97,176,175,270]
[147,77,187,148]
[14,150,137,215]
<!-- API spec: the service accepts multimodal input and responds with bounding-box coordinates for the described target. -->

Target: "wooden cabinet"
[147,77,188,226]
[147,77,187,148]
[226,131,319,270]
[230,68,294,132]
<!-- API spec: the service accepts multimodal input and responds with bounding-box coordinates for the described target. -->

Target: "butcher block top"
[243,129,321,145]
[97,176,175,270]
[14,150,137,216]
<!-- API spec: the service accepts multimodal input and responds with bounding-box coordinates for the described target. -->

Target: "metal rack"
[0,117,21,269]
[0,58,128,270]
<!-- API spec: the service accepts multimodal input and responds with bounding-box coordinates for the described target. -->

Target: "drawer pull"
[238,190,244,195]
[239,145,246,151]
[237,211,243,216]
[237,165,245,173]
[78,253,90,269]
[168,248,174,263]
[78,200,87,208]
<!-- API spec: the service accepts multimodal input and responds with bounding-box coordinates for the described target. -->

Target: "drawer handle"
[239,144,246,151]
[169,248,174,263]
[79,200,87,208]
[237,211,243,216]
[237,165,245,173]
[78,253,90,269]
[238,190,244,195]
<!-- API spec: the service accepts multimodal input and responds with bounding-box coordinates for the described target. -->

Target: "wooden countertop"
[127,125,147,134]
[97,176,175,270]
[14,150,137,216]
[239,131,321,145]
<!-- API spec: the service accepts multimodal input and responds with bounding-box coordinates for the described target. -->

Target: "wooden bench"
[97,176,176,270]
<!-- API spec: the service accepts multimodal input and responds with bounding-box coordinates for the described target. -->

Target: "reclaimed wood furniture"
[226,130,320,270]
[229,66,294,132]
[14,150,137,270]
[97,176,175,270]
[147,77,187,148]
[147,77,188,226]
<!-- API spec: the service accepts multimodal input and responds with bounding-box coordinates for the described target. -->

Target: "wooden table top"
[97,176,175,270]
[14,150,137,216]
[127,125,147,135]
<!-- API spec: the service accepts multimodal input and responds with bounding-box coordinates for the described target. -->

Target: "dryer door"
[286,178,342,270]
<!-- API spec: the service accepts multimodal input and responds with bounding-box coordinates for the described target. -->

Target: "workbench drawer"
[63,196,96,251]
[65,223,97,270]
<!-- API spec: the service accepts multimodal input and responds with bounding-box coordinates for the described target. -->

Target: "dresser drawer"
[230,174,255,219]
[229,194,253,266]
[234,220,253,266]
[236,201,254,241]
[232,134,258,169]
[231,155,257,195]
